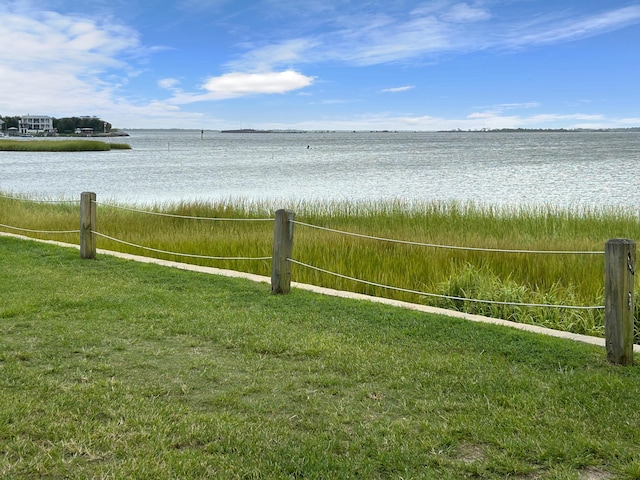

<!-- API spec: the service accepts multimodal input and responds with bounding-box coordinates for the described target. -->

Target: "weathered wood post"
[271,209,295,294]
[605,239,636,365]
[80,191,96,259]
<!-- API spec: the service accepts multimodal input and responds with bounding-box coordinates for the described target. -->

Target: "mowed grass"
[2,194,640,339]
[0,139,130,151]
[2,236,640,479]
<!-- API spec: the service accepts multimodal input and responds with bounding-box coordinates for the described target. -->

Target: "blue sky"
[1,0,639,130]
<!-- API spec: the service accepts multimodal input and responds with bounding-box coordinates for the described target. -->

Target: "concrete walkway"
[3,232,639,353]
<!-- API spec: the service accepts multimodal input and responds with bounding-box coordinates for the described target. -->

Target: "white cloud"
[332,14,453,66]
[203,70,314,96]
[617,117,640,125]
[524,113,605,123]
[168,70,315,104]
[229,4,640,70]
[158,78,181,90]
[226,9,456,69]
[441,3,491,23]
[0,10,139,70]
[0,7,142,117]
[259,109,629,132]
[503,5,640,49]
[472,102,542,115]
[460,111,609,130]
[226,38,319,71]
[381,86,415,93]
[493,102,541,111]
[0,5,208,127]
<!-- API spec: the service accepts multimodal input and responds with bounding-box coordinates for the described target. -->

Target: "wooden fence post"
[271,209,295,294]
[80,191,96,259]
[605,239,635,365]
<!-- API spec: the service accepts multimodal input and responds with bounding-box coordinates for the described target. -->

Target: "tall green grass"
[2,194,639,339]
[0,139,130,151]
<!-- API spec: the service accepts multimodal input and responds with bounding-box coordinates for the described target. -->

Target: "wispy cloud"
[230,3,640,69]
[226,39,319,71]
[272,110,623,132]
[381,86,415,93]
[495,103,541,110]
[440,3,492,23]
[476,102,542,114]
[158,78,181,90]
[502,5,640,49]
[524,113,605,123]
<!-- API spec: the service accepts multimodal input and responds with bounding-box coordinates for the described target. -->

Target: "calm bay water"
[1,129,639,209]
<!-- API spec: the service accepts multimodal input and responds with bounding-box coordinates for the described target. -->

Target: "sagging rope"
[289,258,605,310]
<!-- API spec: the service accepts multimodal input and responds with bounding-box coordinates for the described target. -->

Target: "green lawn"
[1,236,640,479]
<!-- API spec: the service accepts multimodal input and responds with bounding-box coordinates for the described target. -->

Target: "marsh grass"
[0,139,130,151]
[2,194,640,339]
[2,236,640,479]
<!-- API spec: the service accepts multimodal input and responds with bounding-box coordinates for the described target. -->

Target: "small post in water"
[271,209,295,294]
[80,191,97,259]
[605,238,636,365]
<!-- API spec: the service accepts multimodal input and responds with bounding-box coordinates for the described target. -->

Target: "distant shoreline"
[437,127,640,133]
[126,127,640,134]
[220,129,305,134]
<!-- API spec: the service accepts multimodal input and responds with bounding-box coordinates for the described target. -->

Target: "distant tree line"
[54,117,112,134]
[0,115,112,134]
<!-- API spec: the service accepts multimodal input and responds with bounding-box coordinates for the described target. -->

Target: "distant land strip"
[217,128,640,134]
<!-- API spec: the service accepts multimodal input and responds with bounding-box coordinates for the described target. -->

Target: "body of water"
[1,129,639,209]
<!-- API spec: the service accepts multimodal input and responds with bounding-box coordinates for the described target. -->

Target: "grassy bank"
[0,139,130,151]
[2,194,640,339]
[1,236,640,479]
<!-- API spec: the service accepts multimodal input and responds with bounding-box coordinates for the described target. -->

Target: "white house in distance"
[19,115,53,135]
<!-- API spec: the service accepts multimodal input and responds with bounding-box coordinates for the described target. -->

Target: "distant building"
[75,127,94,136]
[19,115,53,135]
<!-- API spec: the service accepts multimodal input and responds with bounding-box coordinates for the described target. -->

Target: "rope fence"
[93,231,271,261]
[1,193,635,364]
[288,258,605,310]
[293,220,604,255]
[0,223,80,235]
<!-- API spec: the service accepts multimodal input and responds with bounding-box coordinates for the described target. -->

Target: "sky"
[1,0,639,131]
